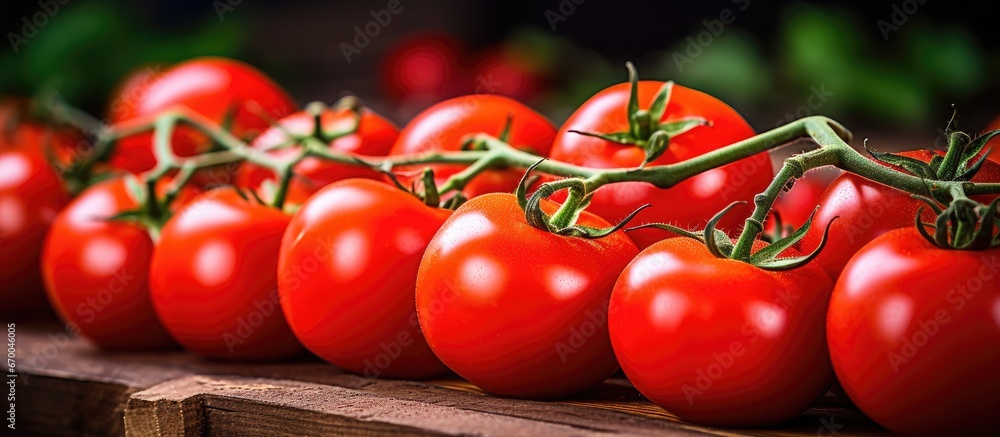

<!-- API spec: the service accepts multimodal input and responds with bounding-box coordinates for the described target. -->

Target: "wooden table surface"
[13,321,888,436]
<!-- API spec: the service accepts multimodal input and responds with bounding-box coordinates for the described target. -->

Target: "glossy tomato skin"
[236,107,399,206]
[389,95,556,198]
[610,237,834,426]
[828,228,1000,437]
[800,150,1000,279]
[279,179,451,378]
[41,177,176,350]
[549,81,771,249]
[0,148,69,317]
[150,188,302,360]
[416,193,639,398]
[108,57,297,178]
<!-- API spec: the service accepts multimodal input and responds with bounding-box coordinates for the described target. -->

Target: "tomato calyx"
[865,110,1000,183]
[567,62,709,169]
[515,160,650,238]
[631,201,838,271]
[913,193,1000,250]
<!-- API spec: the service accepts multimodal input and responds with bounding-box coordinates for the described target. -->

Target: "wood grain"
[13,322,888,436]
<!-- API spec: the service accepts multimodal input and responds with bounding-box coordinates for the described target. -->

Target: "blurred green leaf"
[653,30,772,108]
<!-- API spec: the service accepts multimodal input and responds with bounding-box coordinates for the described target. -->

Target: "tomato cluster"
[4,56,997,437]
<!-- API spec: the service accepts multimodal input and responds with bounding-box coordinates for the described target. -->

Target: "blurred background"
[2,0,997,146]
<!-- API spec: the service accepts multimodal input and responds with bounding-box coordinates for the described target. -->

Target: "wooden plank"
[14,322,887,436]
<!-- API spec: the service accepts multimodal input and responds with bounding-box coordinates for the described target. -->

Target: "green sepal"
[554,204,651,239]
[647,81,674,123]
[640,130,670,169]
[750,207,819,264]
[628,202,838,272]
[498,113,514,144]
[625,61,641,138]
[913,194,1000,250]
[864,140,935,179]
[755,216,837,271]
[702,202,743,259]
[515,159,546,211]
[515,160,648,239]
[567,129,640,146]
[960,130,1000,170]
[955,152,990,182]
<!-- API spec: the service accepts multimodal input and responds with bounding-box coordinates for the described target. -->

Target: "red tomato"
[149,188,302,360]
[0,97,86,168]
[236,106,399,206]
[470,47,545,103]
[279,179,451,378]
[800,150,1000,279]
[379,33,467,107]
[828,228,1000,436]
[772,170,836,229]
[415,193,639,398]
[41,177,177,350]
[610,237,834,426]
[389,95,556,198]
[0,148,68,317]
[549,81,772,249]
[107,57,297,182]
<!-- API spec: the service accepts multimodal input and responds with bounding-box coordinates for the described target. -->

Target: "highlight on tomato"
[41,176,184,350]
[610,206,835,426]
[389,94,556,198]
[828,222,1000,436]
[278,179,451,378]
[548,63,773,249]
[149,187,303,361]
[415,191,639,399]
[236,98,399,206]
[107,57,297,182]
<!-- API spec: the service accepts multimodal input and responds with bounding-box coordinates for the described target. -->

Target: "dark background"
[2,0,998,144]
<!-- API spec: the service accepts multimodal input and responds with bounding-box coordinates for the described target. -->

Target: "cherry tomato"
[828,228,1000,436]
[610,237,834,426]
[41,177,178,350]
[0,97,86,168]
[416,193,638,398]
[149,188,302,360]
[279,179,451,378]
[236,106,399,206]
[108,57,297,182]
[0,147,68,317]
[470,46,545,103]
[379,33,467,107]
[800,150,1000,279]
[549,81,772,249]
[389,95,556,198]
